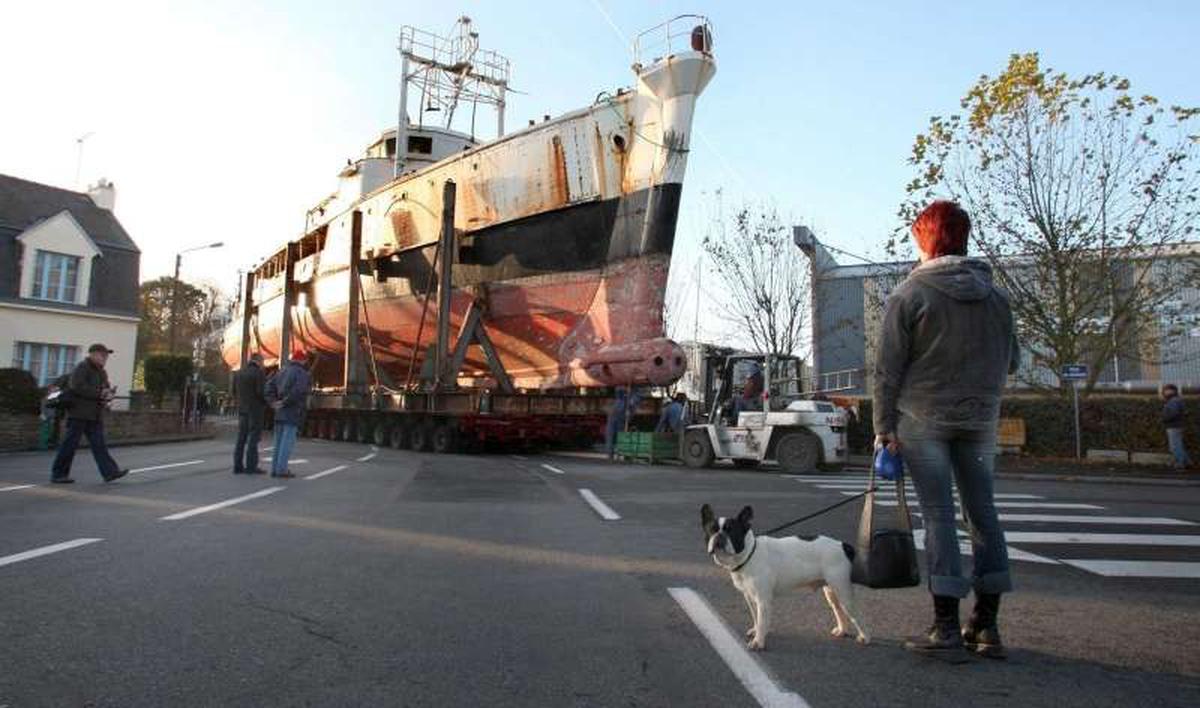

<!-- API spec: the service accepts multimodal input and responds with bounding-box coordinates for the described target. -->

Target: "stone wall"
[0,411,214,452]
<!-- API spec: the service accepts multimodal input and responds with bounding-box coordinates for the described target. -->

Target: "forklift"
[681,350,848,473]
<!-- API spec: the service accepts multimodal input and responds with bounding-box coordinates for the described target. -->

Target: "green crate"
[616,431,680,463]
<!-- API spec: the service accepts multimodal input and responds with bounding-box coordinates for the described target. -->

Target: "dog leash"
[760,485,878,536]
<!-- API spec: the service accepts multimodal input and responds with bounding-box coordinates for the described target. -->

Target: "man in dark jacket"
[1162,384,1193,470]
[233,353,268,474]
[267,350,312,478]
[50,343,129,483]
[874,201,1018,659]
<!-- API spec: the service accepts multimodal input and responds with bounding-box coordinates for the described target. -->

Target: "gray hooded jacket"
[873,256,1019,433]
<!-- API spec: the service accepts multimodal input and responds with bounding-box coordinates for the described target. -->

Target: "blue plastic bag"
[874,446,904,482]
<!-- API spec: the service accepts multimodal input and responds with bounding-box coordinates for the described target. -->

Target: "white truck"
[681,352,849,473]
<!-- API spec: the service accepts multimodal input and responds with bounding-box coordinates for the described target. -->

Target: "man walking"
[50,344,129,484]
[1162,384,1193,470]
[268,349,312,478]
[233,353,268,474]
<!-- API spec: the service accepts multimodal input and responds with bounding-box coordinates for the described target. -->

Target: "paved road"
[1,434,1198,707]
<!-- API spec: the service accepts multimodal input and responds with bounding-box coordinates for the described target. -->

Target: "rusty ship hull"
[222,30,715,390]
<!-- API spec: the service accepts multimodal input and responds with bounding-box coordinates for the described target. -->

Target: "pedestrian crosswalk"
[788,473,1200,580]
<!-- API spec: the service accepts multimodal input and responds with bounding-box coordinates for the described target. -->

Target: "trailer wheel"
[776,431,820,474]
[389,422,411,450]
[340,418,356,443]
[372,423,390,447]
[321,418,337,441]
[410,420,433,452]
[432,421,460,454]
[682,430,715,469]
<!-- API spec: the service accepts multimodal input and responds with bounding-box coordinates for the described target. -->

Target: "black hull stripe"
[368,183,681,296]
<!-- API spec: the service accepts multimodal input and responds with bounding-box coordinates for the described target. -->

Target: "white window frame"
[32,250,82,303]
[11,342,80,387]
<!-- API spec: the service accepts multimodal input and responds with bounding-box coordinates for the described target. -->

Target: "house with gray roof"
[0,174,140,402]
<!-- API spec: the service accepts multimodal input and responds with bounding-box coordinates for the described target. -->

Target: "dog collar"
[711,538,757,573]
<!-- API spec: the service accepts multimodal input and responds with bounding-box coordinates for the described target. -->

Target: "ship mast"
[394,16,511,177]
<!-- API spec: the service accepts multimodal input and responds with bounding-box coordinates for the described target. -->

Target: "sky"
[2,0,1196,341]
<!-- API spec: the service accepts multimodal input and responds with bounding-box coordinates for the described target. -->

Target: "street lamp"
[168,241,224,355]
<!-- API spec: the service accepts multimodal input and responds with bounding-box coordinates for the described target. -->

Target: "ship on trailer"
[221,16,716,450]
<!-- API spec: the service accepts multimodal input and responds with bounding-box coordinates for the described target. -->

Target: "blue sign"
[1061,364,1089,381]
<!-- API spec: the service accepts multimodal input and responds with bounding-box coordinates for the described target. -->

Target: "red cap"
[290,349,308,362]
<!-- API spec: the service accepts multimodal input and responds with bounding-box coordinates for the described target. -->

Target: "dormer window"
[32,250,81,303]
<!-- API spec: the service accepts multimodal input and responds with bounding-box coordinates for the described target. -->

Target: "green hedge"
[846,395,1198,457]
[0,368,41,415]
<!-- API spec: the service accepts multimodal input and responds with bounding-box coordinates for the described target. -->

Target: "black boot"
[904,595,965,655]
[962,593,1006,659]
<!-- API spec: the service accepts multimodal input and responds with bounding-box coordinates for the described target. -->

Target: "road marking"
[262,446,273,451]
[305,465,348,481]
[541,463,566,475]
[997,514,1195,526]
[356,453,376,462]
[370,445,378,452]
[130,460,205,474]
[1,484,36,492]
[835,489,1043,500]
[0,538,103,568]
[1002,532,1200,546]
[868,499,1092,509]
[1060,559,1200,578]
[160,487,285,521]
[290,459,309,464]
[668,587,809,708]
[510,454,529,461]
[578,488,620,520]
[913,530,1059,565]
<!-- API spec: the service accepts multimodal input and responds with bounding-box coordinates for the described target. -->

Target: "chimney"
[87,178,116,211]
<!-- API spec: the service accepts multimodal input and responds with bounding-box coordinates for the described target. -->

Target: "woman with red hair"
[874,200,1020,659]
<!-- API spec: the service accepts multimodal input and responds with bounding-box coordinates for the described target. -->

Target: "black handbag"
[851,462,921,588]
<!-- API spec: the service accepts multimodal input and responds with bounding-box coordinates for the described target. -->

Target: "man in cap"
[233,352,268,474]
[50,343,129,483]
[266,349,312,478]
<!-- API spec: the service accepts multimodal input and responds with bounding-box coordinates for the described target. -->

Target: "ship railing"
[632,14,713,68]
[399,24,510,85]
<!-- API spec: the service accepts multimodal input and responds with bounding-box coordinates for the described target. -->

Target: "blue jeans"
[234,412,263,472]
[898,416,1012,598]
[1167,428,1192,468]
[270,423,299,475]
[51,418,120,480]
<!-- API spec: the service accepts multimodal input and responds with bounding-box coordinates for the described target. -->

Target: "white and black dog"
[702,504,869,650]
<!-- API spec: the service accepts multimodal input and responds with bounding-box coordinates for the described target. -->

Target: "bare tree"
[702,202,811,356]
[897,53,1200,392]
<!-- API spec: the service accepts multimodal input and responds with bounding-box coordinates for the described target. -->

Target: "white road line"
[0,538,103,568]
[510,454,529,461]
[668,587,809,708]
[1,484,36,492]
[835,490,1043,500]
[305,465,348,481]
[1060,559,1200,578]
[912,530,1059,565]
[578,488,620,520]
[262,446,273,452]
[1002,532,1200,546]
[867,499,1091,509]
[130,460,205,474]
[370,445,379,452]
[160,487,285,521]
[541,463,566,475]
[356,453,376,462]
[998,514,1195,526]
[290,459,309,464]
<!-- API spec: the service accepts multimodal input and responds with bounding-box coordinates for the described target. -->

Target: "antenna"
[394,17,511,177]
[74,132,94,189]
